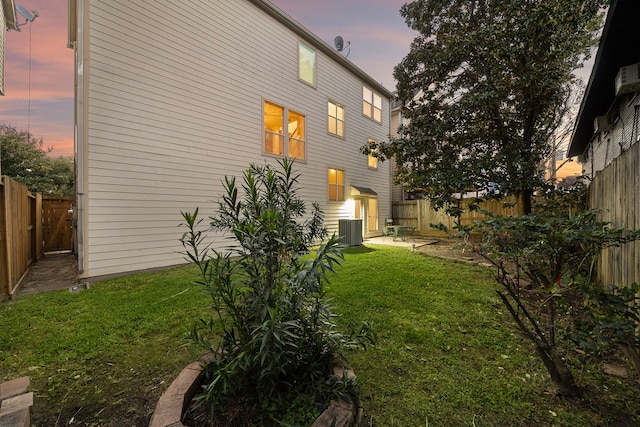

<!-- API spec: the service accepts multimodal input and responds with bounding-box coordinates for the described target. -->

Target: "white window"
[363,86,382,123]
[264,101,306,160]
[328,100,345,137]
[299,40,316,87]
[328,168,345,201]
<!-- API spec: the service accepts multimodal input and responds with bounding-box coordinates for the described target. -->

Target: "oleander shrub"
[180,159,370,423]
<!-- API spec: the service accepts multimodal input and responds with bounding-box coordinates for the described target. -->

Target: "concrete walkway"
[364,235,438,249]
[18,252,78,295]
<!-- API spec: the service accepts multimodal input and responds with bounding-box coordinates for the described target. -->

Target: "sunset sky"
[2,0,414,158]
[4,1,74,157]
[3,0,592,176]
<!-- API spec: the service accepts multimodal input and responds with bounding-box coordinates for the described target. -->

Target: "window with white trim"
[264,101,306,160]
[298,40,316,87]
[328,100,345,137]
[328,168,345,201]
[363,86,382,123]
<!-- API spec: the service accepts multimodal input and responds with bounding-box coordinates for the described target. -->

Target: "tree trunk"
[497,289,580,396]
[534,343,580,397]
[521,188,533,215]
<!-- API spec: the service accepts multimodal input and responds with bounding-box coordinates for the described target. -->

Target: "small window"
[367,139,378,169]
[328,168,345,201]
[363,86,382,123]
[328,100,345,137]
[299,40,316,87]
[264,101,305,160]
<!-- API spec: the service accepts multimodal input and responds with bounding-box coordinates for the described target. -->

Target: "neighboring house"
[1,0,19,96]
[568,0,640,177]
[568,0,640,288]
[67,0,393,279]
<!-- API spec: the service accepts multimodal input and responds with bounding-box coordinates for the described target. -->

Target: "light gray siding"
[77,0,391,278]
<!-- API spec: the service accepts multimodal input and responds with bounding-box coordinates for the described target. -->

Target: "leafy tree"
[375,0,605,214]
[1,125,74,196]
[180,159,372,423]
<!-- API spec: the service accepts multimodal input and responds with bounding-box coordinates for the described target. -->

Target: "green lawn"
[0,266,212,426]
[329,245,639,427]
[0,245,638,426]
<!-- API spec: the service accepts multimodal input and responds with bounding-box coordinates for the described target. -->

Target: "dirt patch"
[413,238,489,267]
[19,252,78,295]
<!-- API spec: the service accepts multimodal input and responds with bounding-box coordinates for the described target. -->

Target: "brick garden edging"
[0,377,33,427]
[149,355,359,427]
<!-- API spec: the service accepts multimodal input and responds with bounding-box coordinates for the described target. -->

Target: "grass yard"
[330,245,640,427]
[0,244,638,426]
[0,266,212,426]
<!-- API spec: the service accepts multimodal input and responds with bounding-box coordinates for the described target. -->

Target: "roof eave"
[2,0,18,30]
[249,0,393,99]
[567,0,640,158]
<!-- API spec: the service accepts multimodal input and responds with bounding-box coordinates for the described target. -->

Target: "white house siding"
[77,0,391,278]
[581,93,640,178]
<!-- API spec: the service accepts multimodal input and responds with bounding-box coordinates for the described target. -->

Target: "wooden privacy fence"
[0,176,43,298]
[392,196,523,237]
[589,141,640,288]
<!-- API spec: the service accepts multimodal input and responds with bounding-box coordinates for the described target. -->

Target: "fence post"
[0,177,8,298]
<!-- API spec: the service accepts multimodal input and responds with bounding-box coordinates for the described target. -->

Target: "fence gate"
[42,196,75,252]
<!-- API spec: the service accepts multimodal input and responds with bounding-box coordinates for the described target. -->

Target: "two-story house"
[67,0,393,279]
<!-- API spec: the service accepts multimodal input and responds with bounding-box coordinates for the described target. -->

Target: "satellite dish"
[334,35,351,57]
[15,4,39,29]
[16,4,39,22]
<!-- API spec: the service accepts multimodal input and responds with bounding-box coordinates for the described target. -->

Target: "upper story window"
[328,100,345,137]
[298,40,316,87]
[328,168,345,201]
[264,101,306,160]
[363,86,382,123]
[367,138,378,169]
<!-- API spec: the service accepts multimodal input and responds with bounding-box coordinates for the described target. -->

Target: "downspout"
[74,0,86,275]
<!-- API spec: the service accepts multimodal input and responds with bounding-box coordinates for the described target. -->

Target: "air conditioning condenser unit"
[615,63,640,95]
[338,219,363,246]
[593,115,613,133]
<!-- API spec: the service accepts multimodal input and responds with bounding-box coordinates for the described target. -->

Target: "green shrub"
[180,159,367,422]
[464,186,640,396]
